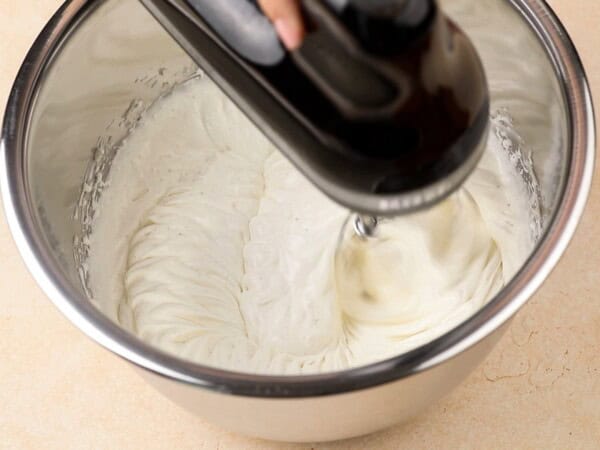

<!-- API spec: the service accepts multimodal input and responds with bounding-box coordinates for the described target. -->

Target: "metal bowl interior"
[0,0,595,400]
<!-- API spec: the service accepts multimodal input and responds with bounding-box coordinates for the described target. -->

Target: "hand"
[257,0,305,50]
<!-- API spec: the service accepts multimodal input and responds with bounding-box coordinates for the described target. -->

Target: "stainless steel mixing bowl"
[0,0,595,442]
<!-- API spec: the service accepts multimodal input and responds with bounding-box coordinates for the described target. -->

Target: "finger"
[258,0,304,50]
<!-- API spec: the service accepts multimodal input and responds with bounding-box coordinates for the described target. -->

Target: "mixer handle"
[183,0,285,65]
[294,0,436,119]
[180,0,437,119]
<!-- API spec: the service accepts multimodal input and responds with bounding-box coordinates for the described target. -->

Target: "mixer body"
[140,0,489,216]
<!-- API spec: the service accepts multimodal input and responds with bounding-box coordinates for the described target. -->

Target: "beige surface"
[1,1,599,448]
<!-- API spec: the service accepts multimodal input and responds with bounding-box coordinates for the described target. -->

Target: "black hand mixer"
[140,0,489,231]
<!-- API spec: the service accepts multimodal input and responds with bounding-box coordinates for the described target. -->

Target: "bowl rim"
[0,0,595,398]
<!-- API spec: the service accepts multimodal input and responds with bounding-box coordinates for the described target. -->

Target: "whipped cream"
[88,75,535,374]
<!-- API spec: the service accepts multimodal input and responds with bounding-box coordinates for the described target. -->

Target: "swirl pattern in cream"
[89,76,534,374]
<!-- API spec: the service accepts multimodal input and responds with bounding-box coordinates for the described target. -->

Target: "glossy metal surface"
[0,0,594,441]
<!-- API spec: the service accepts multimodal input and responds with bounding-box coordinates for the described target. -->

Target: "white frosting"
[88,76,534,374]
